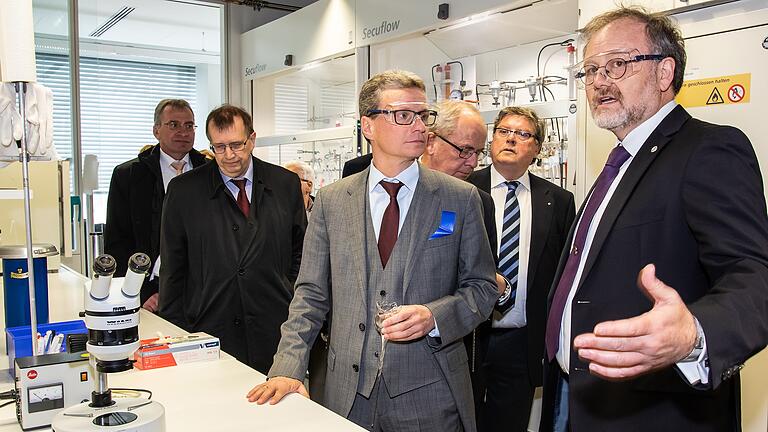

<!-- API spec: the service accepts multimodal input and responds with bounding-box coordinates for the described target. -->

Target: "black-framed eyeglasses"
[300,178,313,188]
[366,109,438,126]
[162,121,197,132]
[435,134,486,159]
[210,137,249,154]
[494,127,536,142]
[575,53,666,86]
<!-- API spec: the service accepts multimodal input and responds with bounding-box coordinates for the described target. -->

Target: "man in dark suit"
[421,99,500,418]
[248,70,499,432]
[541,7,768,431]
[159,105,306,374]
[104,99,209,311]
[467,106,575,432]
[342,153,373,178]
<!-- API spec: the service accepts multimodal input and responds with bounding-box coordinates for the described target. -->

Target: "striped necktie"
[498,180,520,307]
[170,160,186,176]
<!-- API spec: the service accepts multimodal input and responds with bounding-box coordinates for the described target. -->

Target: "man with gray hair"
[105,98,209,311]
[284,160,315,213]
[248,70,499,432]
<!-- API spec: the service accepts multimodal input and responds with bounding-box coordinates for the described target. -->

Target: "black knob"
[352,364,359,372]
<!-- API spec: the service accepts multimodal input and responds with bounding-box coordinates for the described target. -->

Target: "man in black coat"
[104,99,209,310]
[159,105,306,373]
[467,106,575,432]
[541,8,768,431]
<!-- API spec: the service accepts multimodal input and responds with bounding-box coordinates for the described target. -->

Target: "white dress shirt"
[556,100,709,385]
[489,167,532,328]
[158,148,192,191]
[367,161,419,239]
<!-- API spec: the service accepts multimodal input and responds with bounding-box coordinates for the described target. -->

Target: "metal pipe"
[16,82,39,356]
[68,0,86,274]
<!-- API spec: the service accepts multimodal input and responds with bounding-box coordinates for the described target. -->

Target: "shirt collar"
[159,147,191,168]
[489,164,531,191]
[619,100,678,156]
[368,160,420,194]
[219,157,254,185]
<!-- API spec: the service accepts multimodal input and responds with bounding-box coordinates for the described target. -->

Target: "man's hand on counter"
[142,293,159,312]
[246,376,309,404]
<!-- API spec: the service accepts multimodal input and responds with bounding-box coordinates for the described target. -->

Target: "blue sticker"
[429,211,456,239]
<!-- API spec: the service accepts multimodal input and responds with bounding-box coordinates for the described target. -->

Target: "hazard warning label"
[676,73,751,108]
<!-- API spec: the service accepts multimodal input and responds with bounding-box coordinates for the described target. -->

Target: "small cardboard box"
[134,332,220,370]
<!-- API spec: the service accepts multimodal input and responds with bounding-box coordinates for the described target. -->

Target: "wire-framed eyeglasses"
[494,127,536,142]
[210,137,249,154]
[366,109,438,126]
[162,121,197,132]
[435,134,486,159]
[575,52,667,86]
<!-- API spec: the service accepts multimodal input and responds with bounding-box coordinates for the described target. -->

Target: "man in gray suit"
[247,70,499,432]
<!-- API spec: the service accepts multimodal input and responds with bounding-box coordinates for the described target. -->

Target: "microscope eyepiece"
[128,253,151,274]
[92,254,116,276]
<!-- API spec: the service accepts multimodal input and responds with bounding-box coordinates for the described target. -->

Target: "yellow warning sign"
[676,73,751,108]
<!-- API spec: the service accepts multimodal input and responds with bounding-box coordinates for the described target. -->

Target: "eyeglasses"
[162,121,197,132]
[575,53,666,86]
[366,109,438,126]
[435,134,486,159]
[210,137,249,154]
[300,178,313,188]
[494,127,536,142]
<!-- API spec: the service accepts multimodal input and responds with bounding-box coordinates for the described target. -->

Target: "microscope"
[51,253,166,431]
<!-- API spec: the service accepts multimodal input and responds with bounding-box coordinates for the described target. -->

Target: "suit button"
[352,364,359,372]
[379,290,386,296]
[359,323,365,331]
[234,318,242,326]
[238,268,245,276]
[374,351,379,358]
[232,224,239,231]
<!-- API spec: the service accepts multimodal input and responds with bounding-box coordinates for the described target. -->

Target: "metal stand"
[14,81,39,356]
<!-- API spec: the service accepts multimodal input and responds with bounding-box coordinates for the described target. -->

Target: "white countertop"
[0,266,365,431]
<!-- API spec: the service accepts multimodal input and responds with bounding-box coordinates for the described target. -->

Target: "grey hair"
[580,6,686,94]
[429,100,483,137]
[284,160,315,183]
[154,99,193,125]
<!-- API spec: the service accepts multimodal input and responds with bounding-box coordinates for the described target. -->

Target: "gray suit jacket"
[269,164,498,431]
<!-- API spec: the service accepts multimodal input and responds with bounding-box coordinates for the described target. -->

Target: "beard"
[589,72,657,133]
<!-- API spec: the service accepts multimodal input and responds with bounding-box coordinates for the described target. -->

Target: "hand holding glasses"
[375,300,401,372]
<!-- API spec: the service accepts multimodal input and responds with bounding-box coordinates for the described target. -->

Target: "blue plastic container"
[6,320,88,374]
[2,257,50,329]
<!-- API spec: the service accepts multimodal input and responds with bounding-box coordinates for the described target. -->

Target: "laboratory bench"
[0,266,365,431]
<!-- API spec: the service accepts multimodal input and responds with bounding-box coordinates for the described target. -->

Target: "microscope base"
[51,398,165,432]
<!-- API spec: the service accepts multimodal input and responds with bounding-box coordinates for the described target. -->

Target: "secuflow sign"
[675,73,751,108]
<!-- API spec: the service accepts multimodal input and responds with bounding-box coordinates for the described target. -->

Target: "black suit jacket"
[540,105,768,431]
[158,157,307,373]
[104,144,209,303]
[468,166,575,386]
[342,153,373,178]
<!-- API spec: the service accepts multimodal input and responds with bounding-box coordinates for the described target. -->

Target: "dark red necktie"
[378,181,404,268]
[231,179,250,217]
[545,145,631,361]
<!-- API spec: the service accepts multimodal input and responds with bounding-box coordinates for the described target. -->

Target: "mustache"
[592,87,623,103]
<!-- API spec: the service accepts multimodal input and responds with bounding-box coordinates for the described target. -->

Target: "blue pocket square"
[429,211,456,239]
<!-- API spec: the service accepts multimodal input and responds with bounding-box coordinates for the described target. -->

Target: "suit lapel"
[240,158,267,261]
[527,175,552,285]
[403,166,441,296]
[345,170,370,302]
[578,106,691,289]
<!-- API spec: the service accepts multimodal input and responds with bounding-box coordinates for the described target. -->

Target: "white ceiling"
[33,0,222,53]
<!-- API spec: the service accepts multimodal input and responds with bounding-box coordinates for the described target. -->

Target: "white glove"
[24,84,40,155]
[0,83,23,148]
